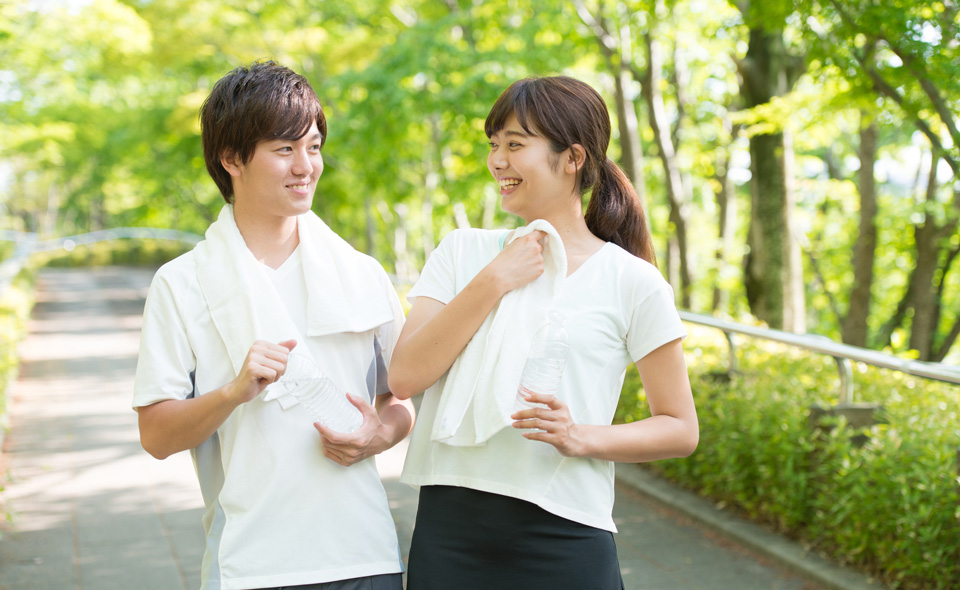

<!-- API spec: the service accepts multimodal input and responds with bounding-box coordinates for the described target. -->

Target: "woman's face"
[487,113,575,222]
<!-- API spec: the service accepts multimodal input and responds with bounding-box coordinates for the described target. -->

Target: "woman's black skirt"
[406,485,624,590]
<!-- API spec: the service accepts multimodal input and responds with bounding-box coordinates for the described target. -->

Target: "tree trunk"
[644,30,692,307]
[738,24,802,330]
[364,196,376,257]
[613,65,646,207]
[841,119,878,347]
[712,121,737,314]
[908,153,955,360]
[781,127,805,332]
[420,114,442,261]
[744,131,786,328]
[909,220,940,360]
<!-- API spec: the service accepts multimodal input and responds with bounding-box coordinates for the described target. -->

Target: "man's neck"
[233,203,300,270]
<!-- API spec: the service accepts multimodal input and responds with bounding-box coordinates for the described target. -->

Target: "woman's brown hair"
[484,76,656,264]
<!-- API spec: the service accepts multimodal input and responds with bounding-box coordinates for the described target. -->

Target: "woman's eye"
[488,142,498,150]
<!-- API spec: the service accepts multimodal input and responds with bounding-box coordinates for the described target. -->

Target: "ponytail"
[585,159,657,265]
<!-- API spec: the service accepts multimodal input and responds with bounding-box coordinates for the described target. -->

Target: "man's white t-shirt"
[400,228,686,532]
[133,245,404,590]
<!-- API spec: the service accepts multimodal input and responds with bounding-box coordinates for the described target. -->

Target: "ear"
[220,152,243,177]
[565,144,587,174]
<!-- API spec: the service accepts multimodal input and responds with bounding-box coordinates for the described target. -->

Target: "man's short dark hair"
[200,60,327,203]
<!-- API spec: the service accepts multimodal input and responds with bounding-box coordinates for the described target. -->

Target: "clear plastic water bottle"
[279,353,363,433]
[516,310,569,410]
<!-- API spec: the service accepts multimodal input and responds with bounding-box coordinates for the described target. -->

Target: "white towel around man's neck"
[194,205,394,407]
[431,219,567,446]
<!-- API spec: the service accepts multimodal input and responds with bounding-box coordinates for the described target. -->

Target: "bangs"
[484,80,543,138]
[266,85,326,144]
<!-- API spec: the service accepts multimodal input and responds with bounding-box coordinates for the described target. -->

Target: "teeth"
[289,184,308,190]
[498,178,520,189]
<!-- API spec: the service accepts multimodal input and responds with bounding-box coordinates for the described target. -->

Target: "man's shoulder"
[151,249,199,288]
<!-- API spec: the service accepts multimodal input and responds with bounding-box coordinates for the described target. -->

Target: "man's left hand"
[314,394,388,466]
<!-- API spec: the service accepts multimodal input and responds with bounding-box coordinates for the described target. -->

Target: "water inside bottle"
[278,353,362,432]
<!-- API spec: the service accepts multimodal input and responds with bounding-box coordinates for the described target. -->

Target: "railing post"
[834,356,853,406]
[724,331,738,377]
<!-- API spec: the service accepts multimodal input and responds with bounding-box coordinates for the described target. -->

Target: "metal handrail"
[679,311,960,405]
[0,228,202,295]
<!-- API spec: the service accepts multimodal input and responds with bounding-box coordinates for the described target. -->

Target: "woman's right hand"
[486,230,547,294]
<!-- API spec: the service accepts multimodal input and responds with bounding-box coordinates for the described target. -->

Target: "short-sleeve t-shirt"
[400,228,686,532]
[133,245,405,590]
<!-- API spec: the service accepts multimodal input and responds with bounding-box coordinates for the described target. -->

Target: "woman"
[388,76,698,589]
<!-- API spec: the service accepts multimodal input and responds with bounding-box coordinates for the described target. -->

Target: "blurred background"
[1,0,958,360]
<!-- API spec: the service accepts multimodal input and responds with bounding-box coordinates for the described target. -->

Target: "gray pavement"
[0,267,888,589]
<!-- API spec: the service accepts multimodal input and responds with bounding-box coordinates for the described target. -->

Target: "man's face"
[226,121,324,219]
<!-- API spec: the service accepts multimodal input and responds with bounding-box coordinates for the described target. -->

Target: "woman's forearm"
[575,415,699,463]
[388,269,506,399]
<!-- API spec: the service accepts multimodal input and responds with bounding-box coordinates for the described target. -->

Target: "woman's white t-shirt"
[400,228,686,532]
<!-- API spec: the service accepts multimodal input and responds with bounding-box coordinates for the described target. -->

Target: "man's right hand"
[227,339,297,405]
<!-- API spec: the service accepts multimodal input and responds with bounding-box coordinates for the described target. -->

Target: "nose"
[291,148,315,177]
[488,144,507,172]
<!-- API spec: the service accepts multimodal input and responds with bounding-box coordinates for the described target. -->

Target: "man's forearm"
[374,393,415,451]
[137,385,240,459]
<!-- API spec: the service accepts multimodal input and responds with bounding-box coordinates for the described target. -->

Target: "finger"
[314,421,348,444]
[279,339,297,351]
[522,430,553,443]
[345,393,375,416]
[513,417,554,432]
[252,360,285,384]
[511,407,542,421]
[323,448,349,466]
[523,392,560,408]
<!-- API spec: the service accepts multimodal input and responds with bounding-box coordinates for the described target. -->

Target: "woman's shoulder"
[437,227,507,253]
[602,242,666,281]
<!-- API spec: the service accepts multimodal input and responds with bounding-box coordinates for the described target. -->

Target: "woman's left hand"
[511,393,587,457]
[315,393,388,466]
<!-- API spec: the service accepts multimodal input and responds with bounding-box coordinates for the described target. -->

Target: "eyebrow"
[268,132,323,144]
[500,128,533,138]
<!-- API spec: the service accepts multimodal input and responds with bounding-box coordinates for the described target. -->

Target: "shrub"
[617,325,960,590]
[0,265,38,453]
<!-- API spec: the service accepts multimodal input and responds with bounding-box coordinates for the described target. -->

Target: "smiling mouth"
[288,183,310,191]
[498,178,521,190]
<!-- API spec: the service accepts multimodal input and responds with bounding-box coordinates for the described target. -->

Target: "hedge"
[617,324,960,590]
[0,265,39,530]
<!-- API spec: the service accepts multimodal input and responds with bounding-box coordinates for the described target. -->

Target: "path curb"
[615,464,890,590]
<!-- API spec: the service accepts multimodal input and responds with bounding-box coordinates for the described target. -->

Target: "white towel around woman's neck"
[431,219,568,446]
[194,205,394,407]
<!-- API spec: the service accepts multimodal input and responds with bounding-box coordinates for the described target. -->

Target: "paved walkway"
[0,267,887,589]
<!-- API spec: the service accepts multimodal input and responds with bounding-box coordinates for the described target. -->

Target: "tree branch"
[827,0,960,176]
[802,246,844,328]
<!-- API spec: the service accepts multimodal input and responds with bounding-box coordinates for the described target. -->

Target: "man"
[133,60,413,590]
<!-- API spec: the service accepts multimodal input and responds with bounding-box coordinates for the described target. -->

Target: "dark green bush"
[617,325,960,590]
